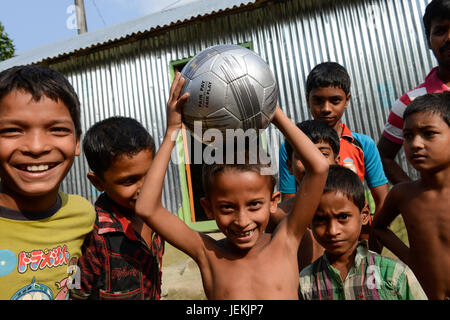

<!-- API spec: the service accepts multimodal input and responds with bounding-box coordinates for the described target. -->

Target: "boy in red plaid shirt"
[70,116,164,300]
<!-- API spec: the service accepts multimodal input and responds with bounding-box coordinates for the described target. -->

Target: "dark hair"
[403,91,450,126]
[285,120,340,162]
[202,148,277,199]
[423,0,450,42]
[82,116,156,177]
[323,165,365,211]
[306,62,351,97]
[0,65,82,136]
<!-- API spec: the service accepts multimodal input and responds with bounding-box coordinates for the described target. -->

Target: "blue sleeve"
[279,141,297,194]
[352,132,388,188]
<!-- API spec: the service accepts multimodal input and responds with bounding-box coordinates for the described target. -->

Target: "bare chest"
[204,245,299,299]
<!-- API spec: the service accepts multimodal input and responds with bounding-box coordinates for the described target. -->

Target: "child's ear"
[200,197,214,220]
[270,191,281,213]
[75,135,81,157]
[360,203,371,226]
[345,93,351,107]
[87,172,105,192]
[334,154,341,165]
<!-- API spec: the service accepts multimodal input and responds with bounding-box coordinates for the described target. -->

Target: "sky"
[0,0,196,54]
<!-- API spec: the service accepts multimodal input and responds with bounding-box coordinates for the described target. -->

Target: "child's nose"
[326,220,340,237]
[321,102,332,113]
[410,135,424,149]
[22,131,51,155]
[234,210,250,228]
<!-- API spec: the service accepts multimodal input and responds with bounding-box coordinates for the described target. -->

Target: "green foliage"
[0,21,15,61]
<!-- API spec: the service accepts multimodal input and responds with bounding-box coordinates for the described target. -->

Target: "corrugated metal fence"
[51,0,433,213]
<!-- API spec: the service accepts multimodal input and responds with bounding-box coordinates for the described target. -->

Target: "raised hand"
[166,72,190,133]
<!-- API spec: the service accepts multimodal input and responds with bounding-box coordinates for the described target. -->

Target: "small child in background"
[373,92,450,300]
[135,73,329,299]
[0,65,95,300]
[267,119,340,270]
[299,165,427,300]
[70,116,164,300]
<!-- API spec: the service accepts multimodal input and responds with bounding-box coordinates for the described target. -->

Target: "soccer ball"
[180,44,278,143]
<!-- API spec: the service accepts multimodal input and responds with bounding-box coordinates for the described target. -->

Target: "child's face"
[0,90,80,200]
[311,191,369,261]
[403,111,450,172]
[88,149,154,213]
[307,86,350,131]
[428,18,450,68]
[201,169,279,250]
[288,141,339,184]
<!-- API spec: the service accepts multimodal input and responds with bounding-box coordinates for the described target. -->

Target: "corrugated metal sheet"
[3,0,433,213]
[0,0,259,71]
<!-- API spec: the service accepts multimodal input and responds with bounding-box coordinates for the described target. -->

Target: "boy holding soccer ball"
[135,72,329,299]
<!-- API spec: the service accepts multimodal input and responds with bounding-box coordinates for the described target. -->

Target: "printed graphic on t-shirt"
[0,246,79,300]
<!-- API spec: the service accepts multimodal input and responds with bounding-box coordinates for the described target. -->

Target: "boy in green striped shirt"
[299,165,427,300]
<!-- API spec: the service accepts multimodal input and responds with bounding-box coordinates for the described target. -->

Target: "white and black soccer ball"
[180,44,278,142]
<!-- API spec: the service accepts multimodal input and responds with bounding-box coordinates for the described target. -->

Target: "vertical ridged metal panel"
[51,0,432,211]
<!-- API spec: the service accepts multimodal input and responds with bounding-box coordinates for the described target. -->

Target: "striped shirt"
[383,67,449,144]
[299,241,427,300]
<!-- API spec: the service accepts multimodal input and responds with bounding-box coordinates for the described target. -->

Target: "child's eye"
[403,132,413,140]
[51,127,72,135]
[0,127,22,136]
[330,98,342,105]
[220,205,234,212]
[337,214,349,220]
[249,201,262,209]
[424,131,437,138]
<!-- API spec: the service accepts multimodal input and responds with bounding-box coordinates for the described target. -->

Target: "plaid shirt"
[299,241,427,300]
[70,193,164,300]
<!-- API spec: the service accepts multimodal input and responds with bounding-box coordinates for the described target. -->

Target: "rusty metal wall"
[52,0,432,211]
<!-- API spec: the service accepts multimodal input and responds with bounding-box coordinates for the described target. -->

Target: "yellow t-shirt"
[0,192,95,300]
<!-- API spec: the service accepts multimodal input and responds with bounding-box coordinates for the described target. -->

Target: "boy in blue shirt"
[279,62,388,250]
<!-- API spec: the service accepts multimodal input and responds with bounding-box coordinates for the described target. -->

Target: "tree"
[0,21,15,61]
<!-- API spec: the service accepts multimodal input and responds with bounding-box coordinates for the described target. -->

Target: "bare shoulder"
[389,180,421,202]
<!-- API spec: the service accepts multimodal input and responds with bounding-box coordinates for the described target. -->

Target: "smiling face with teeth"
[0,90,80,211]
[200,168,280,251]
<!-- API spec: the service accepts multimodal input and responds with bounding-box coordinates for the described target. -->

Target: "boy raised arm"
[270,107,329,244]
[134,73,207,262]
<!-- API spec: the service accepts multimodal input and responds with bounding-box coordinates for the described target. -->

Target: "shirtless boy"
[372,92,450,300]
[135,73,329,299]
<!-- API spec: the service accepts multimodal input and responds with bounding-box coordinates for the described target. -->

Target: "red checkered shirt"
[70,193,164,300]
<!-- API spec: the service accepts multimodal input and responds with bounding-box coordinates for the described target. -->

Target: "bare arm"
[377,136,411,185]
[371,184,411,265]
[271,106,329,242]
[366,184,389,252]
[135,73,206,263]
